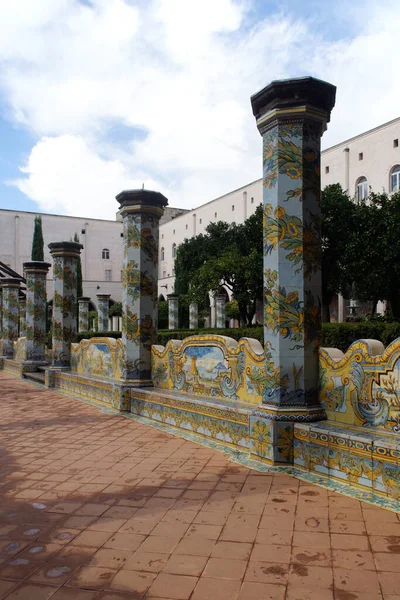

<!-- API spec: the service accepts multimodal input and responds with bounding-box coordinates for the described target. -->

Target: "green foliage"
[31,215,44,261]
[321,322,400,352]
[174,206,263,325]
[225,300,240,321]
[88,310,98,330]
[157,301,168,329]
[74,233,83,299]
[109,302,122,317]
[321,184,356,320]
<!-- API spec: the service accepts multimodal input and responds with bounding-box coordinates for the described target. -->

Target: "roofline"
[322,115,400,154]
[0,206,185,223]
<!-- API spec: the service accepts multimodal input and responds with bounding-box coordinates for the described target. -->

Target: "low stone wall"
[71,337,124,380]
[152,335,264,405]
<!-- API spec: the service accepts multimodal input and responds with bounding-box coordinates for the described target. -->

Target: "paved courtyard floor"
[0,373,400,600]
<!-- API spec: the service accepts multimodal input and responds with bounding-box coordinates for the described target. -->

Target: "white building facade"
[0,117,399,313]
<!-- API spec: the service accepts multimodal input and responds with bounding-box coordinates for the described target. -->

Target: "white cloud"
[1,0,400,217]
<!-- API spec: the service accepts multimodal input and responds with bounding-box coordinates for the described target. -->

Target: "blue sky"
[0,0,399,219]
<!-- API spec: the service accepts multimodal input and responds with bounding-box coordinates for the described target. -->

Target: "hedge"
[73,322,400,353]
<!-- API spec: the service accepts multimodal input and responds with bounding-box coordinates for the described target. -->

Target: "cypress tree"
[31,216,44,261]
[74,232,83,298]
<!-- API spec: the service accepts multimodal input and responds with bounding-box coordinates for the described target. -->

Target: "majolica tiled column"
[1,279,21,358]
[23,261,51,364]
[49,241,83,368]
[78,297,90,332]
[167,294,179,330]
[19,297,26,338]
[215,295,226,329]
[0,288,3,339]
[117,189,168,383]
[97,294,110,333]
[189,302,198,330]
[250,76,336,464]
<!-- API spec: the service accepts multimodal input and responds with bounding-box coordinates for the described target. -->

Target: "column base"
[250,404,326,465]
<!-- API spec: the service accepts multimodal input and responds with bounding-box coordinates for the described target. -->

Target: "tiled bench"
[294,420,400,500]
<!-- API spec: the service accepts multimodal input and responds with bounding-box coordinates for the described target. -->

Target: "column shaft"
[78,297,90,332]
[167,294,179,330]
[19,298,26,338]
[117,189,168,382]
[215,295,226,329]
[189,302,198,330]
[1,279,20,358]
[24,262,51,363]
[97,294,110,333]
[49,242,83,368]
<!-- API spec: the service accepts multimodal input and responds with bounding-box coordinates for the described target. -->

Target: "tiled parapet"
[18,297,26,338]
[189,302,198,330]
[78,297,91,332]
[97,294,110,333]
[117,189,168,383]
[251,77,336,463]
[48,242,83,368]
[1,278,21,358]
[215,295,226,329]
[23,261,51,364]
[167,294,179,330]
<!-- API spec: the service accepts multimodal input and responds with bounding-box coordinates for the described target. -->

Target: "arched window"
[102,248,110,260]
[161,247,165,261]
[172,243,176,259]
[356,177,368,201]
[390,165,400,193]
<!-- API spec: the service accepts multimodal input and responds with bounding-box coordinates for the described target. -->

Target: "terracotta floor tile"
[255,528,293,546]
[211,541,252,561]
[66,565,116,590]
[90,548,133,569]
[288,564,333,589]
[292,531,330,548]
[118,519,158,535]
[28,561,77,585]
[0,579,16,599]
[107,569,156,594]
[3,583,58,600]
[71,530,112,548]
[87,518,128,533]
[162,554,207,577]
[237,581,286,600]
[46,502,83,515]
[329,520,367,535]
[330,533,369,551]
[332,549,375,570]
[161,510,197,524]
[61,516,97,529]
[104,533,145,551]
[203,557,247,580]
[174,537,216,557]
[286,584,334,599]
[184,524,222,540]
[291,546,331,567]
[245,561,289,585]
[74,504,110,517]
[150,521,189,539]
[123,551,168,573]
[378,571,399,596]
[147,573,198,599]
[333,567,381,594]
[138,535,178,554]
[49,589,98,599]
[191,577,241,600]
[374,551,400,572]
[369,535,400,553]
[250,538,293,563]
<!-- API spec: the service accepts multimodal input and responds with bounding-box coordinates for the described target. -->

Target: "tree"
[321,184,356,321]
[74,233,83,299]
[31,215,44,261]
[347,191,400,317]
[174,206,264,325]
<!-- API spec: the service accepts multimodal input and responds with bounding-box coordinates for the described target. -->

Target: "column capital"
[96,294,111,301]
[23,261,51,274]
[48,241,83,258]
[251,76,336,134]
[78,296,91,303]
[167,293,179,300]
[116,189,168,219]
[1,278,21,289]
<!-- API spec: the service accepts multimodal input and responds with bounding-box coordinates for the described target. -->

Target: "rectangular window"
[173,229,175,234]
[163,270,166,277]
[120,270,123,281]
[394,139,399,148]
[359,152,363,161]
[120,232,123,237]
[105,269,112,281]
[186,224,188,229]
[325,166,329,174]
[214,212,217,218]
[162,234,164,239]
[232,205,235,211]
[199,218,202,224]
[251,197,254,204]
